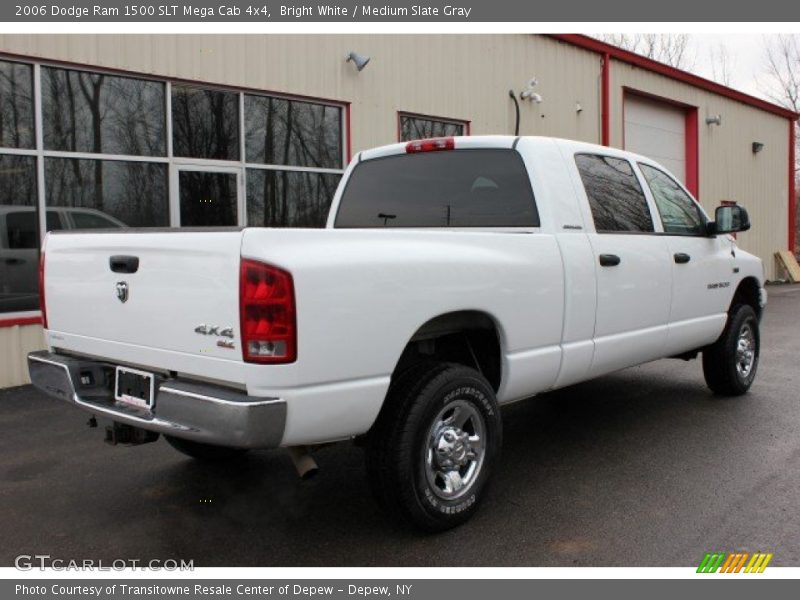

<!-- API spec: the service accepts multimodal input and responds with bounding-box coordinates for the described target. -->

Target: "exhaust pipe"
[287,446,319,480]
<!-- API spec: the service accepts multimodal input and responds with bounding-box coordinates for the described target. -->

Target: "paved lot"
[2,285,800,567]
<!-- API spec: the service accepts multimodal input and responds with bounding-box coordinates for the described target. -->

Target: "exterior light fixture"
[706,114,722,126]
[345,51,370,71]
[752,142,765,154]
[520,77,542,103]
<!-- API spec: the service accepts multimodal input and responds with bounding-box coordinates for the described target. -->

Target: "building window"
[247,169,341,228]
[42,67,166,156]
[0,60,34,149]
[171,85,239,160]
[0,57,347,316]
[575,154,654,233]
[0,154,38,312]
[45,158,168,228]
[245,95,342,169]
[244,94,344,227]
[399,113,467,142]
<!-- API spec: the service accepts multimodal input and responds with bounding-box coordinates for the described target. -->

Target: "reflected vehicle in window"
[0,206,125,312]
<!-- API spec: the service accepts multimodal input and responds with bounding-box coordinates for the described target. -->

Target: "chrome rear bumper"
[27,350,285,449]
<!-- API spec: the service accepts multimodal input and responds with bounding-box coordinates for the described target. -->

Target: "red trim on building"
[345,103,352,164]
[0,50,349,111]
[685,108,699,199]
[0,315,42,328]
[790,121,797,254]
[549,34,799,120]
[601,53,610,146]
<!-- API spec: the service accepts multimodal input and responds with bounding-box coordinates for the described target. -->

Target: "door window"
[639,164,706,236]
[178,171,239,227]
[575,154,654,233]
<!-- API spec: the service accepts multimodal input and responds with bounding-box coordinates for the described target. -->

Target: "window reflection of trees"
[245,95,342,169]
[640,164,704,235]
[44,158,168,227]
[172,85,239,160]
[42,67,165,156]
[576,154,654,233]
[0,155,36,208]
[247,169,340,227]
[0,60,34,149]
[400,116,464,142]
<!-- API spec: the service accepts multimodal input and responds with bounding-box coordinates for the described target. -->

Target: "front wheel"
[702,304,760,396]
[365,362,502,532]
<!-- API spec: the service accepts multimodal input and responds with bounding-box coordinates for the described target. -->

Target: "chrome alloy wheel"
[735,322,756,379]
[424,399,486,500]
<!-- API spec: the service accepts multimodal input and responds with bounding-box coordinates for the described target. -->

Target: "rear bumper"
[27,350,286,449]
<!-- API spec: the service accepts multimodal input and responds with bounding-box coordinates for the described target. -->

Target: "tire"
[702,304,760,396]
[365,362,502,532]
[164,435,250,461]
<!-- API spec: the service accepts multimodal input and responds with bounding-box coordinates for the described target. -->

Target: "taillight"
[38,251,47,329]
[239,259,296,364]
[405,137,455,153]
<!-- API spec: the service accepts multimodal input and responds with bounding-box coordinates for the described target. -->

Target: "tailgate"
[43,230,244,363]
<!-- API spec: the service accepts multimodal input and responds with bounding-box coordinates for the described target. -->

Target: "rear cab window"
[574,153,654,233]
[334,149,539,228]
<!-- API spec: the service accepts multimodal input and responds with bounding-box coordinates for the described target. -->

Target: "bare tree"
[599,34,694,70]
[764,34,800,115]
[709,44,734,86]
[762,34,800,253]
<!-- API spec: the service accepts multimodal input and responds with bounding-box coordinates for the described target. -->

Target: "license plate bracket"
[114,366,155,409]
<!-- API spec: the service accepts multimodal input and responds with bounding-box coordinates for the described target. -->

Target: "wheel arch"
[391,310,505,392]
[731,276,763,320]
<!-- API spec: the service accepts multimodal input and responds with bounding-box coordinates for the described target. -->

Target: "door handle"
[674,253,691,264]
[4,258,24,265]
[109,255,139,274]
[599,254,621,267]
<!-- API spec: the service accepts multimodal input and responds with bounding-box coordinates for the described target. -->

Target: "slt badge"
[115,281,129,303]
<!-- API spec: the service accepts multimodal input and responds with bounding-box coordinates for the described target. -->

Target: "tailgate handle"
[109,255,139,274]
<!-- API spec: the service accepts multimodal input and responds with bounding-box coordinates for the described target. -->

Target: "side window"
[639,164,706,235]
[45,210,65,232]
[71,211,124,230]
[5,211,38,249]
[575,154,654,233]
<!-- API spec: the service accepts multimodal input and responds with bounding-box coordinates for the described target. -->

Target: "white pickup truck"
[29,136,764,531]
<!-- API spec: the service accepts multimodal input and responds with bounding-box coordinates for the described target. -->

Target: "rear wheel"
[702,304,760,396]
[164,435,249,461]
[366,362,502,532]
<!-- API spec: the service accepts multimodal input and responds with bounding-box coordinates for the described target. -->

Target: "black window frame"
[575,153,655,234]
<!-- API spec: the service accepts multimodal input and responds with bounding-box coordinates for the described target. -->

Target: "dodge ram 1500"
[28,136,764,531]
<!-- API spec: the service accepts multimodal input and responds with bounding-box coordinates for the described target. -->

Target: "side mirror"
[709,205,751,235]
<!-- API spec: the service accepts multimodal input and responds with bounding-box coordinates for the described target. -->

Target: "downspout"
[509,90,520,136]
[601,53,610,146]
[790,119,797,254]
